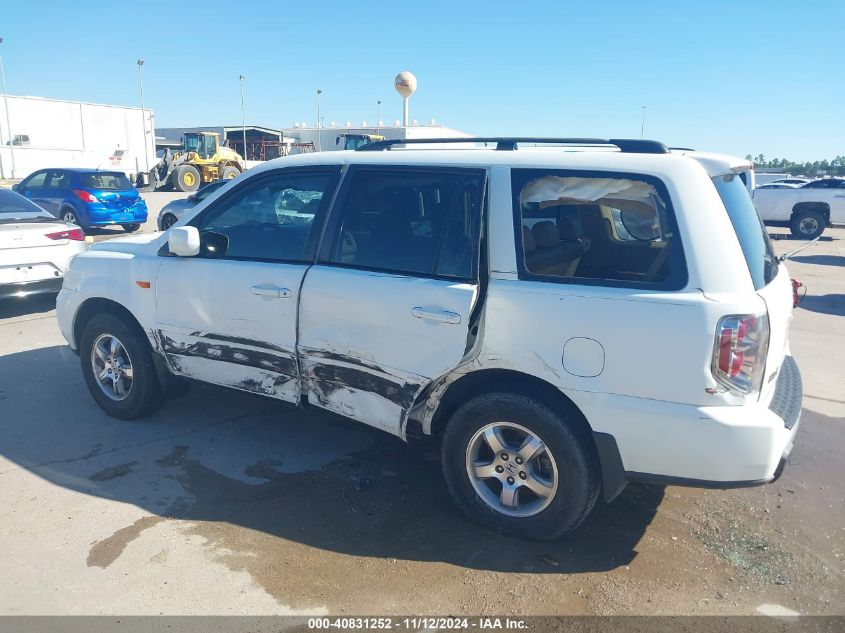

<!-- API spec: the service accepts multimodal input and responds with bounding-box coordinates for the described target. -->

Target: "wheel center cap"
[505,462,518,476]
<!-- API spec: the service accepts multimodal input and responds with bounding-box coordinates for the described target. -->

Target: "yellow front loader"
[150,132,245,192]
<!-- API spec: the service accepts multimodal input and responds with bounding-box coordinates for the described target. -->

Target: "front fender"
[57,249,163,350]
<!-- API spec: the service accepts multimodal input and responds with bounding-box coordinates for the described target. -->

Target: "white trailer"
[0,95,154,181]
[282,123,471,153]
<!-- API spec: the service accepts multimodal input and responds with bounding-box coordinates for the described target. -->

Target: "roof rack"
[357,137,670,154]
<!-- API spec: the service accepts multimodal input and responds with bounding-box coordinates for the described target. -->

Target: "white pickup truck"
[753,177,845,239]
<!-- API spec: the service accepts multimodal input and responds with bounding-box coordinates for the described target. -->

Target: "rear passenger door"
[298,166,486,436]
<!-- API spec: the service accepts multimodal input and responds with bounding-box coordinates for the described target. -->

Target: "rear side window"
[512,169,687,289]
[329,169,483,280]
[711,174,777,290]
[82,173,133,190]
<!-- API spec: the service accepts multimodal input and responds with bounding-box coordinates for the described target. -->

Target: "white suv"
[56,138,802,540]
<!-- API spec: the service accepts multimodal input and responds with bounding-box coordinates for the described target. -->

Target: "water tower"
[394,71,417,127]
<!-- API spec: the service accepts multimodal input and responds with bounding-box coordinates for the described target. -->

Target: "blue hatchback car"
[13,168,148,232]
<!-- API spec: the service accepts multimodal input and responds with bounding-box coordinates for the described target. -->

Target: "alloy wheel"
[465,421,559,517]
[90,333,134,401]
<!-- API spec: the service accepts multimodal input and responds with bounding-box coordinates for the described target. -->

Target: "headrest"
[532,221,559,248]
[558,215,585,241]
[522,225,536,253]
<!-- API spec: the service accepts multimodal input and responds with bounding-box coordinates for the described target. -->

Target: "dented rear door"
[298,166,486,436]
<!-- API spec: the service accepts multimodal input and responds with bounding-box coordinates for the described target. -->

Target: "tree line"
[744,154,845,177]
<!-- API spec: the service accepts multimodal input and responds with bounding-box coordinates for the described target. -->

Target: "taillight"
[46,228,85,241]
[712,314,769,394]
[73,189,98,203]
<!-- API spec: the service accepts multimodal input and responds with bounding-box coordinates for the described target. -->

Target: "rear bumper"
[0,277,63,299]
[591,356,803,501]
[86,202,148,226]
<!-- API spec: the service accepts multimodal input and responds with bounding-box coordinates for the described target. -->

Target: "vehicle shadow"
[768,232,834,243]
[0,293,56,319]
[789,254,845,267]
[798,294,845,317]
[0,345,663,575]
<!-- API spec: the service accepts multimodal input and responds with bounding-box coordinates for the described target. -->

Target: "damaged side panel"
[157,329,299,402]
[299,348,427,436]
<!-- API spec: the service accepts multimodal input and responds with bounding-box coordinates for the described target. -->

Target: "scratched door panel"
[154,257,305,402]
[298,266,478,436]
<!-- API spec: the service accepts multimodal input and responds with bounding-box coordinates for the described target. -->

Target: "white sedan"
[0,188,86,299]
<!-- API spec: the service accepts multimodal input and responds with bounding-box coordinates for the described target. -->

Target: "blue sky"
[2,0,842,161]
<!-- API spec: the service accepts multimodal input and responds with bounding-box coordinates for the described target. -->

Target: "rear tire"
[220,166,239,180]
[60,207,80,227]
[441,391,599,540]
[122,223,141,233]
[80,313,164,420]
[790,209,825,239]
[173,165,201,192]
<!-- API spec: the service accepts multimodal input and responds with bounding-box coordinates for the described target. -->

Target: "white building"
[0,95,155,180]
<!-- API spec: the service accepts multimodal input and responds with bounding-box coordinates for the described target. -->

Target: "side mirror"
[168,226,200,257]
[11,184,19,192]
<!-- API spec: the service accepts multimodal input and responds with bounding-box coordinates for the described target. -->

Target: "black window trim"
[511,167,689,291]
[316,164,487,284]
[159,165,342,264]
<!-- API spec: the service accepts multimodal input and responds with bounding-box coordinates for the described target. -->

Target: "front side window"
[513,169,685,289]
[192,170,337,262]
[328,169,483,280]
[21,172,47,189]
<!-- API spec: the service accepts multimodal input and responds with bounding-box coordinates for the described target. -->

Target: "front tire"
[441,392,599,540]
[220,166,239,180]
[122,223,141,233]
[173,165,201,192]
[80,313,164,420]
[790,209,825,239]
[159,213,178,230]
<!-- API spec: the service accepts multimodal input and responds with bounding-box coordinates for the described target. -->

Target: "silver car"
[157,179,229,230]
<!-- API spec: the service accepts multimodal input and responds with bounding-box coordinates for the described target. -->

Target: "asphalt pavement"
[0,197,842,615]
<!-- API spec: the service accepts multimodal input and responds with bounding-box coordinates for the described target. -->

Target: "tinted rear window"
[712,174,777,290]
[82,173,134,190]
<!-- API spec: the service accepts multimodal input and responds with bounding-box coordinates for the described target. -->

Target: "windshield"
[82,173,134,190]
[712,174,778,290]
[0,188,54,222]
[195,180,226,201]
[184,134,200,153]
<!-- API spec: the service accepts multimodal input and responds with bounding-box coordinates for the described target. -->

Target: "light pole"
[640,106,647,139]
[316,89,322,151]
[136,59,150,174]
[376,100,381,134]
[239,75,247,160]
[0,37,16,179]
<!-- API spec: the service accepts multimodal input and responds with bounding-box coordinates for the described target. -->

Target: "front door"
[154,167,340,402]
[17,171,51,212]
[298,166,486,436]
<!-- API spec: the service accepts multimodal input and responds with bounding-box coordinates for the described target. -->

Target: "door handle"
[250,284,291,298]
[411,306,461,324]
